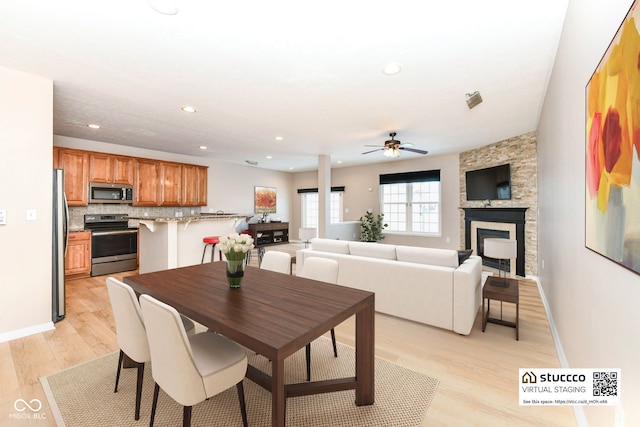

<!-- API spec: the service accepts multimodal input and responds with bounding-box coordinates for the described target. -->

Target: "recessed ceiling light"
[87,124,101,129]
[199,146,207,150]
[148,0,179,15]
[266,155,273,160]
[181,106,197,113]
[382,63,402,75]
[337,160,342,164]
[275,136,284,141]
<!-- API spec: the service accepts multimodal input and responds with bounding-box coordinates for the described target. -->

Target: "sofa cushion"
[457,249,474,265]
[309,238,350,254]
[348,241,397,260]
[395,246,459,268]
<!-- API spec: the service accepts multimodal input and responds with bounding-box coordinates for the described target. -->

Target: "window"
[380,170,441,235]
[299,187,344,227]
[301,192,319,228]
[329,192,343,224]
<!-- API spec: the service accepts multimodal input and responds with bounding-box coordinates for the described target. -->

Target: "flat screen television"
[465,164,511,200]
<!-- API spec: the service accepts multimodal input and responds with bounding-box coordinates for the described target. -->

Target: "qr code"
[593,371,618,397]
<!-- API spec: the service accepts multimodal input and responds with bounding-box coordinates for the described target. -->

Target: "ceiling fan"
[362,132,429,158]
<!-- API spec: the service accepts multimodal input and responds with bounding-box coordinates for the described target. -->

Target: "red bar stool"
[201,236,220,263]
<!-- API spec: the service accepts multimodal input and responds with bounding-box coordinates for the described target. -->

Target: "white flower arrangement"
[219,233,255,262]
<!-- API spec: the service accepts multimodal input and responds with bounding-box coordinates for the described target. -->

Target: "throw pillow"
[457,249,473,265]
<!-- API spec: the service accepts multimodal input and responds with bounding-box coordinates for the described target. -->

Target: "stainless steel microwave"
[89,183,134,204]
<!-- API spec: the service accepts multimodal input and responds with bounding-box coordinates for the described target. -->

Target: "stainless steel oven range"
[84,214,138,276]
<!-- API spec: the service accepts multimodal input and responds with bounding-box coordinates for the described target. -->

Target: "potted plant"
[359,210,388,242]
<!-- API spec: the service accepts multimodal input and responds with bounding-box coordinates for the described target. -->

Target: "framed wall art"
[585,0,640,274]
[254,186,277,214]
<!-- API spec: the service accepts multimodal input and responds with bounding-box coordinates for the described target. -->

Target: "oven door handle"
[92,230,139,236]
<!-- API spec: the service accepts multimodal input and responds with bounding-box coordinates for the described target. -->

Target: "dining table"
[123,261,375,426]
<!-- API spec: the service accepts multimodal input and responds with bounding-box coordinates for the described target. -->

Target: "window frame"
[379,170,441,237]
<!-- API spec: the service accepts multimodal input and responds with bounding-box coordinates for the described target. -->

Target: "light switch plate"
[0,209,6,225]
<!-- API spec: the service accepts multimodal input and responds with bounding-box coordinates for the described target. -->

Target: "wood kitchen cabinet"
[159,161,182,206]
[65,231,91,278]
[53,146,208,207]
[182,164,208,206]
[89,152,134,185]
[134,158,161,206]
[55,148,89,206]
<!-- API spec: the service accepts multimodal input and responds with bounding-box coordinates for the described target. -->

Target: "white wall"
[537,0,639,425]
[292,154,461,248]
[0,66,54,340]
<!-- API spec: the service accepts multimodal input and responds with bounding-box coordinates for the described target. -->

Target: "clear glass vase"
[226,259,245,288]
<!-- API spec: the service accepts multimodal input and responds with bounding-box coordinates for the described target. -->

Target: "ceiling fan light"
[383,147,400,158]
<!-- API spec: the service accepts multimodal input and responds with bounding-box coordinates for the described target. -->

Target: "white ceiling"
[0,0,568,172]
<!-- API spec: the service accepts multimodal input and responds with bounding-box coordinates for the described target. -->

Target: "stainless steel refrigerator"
[52,169,68,322]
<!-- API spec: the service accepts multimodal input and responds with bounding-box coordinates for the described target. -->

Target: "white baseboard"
[530,275,588,427]
[0,321,55,344]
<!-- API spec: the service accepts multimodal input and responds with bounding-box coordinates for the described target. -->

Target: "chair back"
[298,257,339,284]
[139,294,205,406]
[260,251,291,274]
[106,277,150,363]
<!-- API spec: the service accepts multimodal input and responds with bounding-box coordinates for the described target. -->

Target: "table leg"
[271,357,286,427]
[355,299,375,406]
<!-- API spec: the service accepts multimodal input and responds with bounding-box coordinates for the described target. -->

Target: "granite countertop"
[126,214,251,222]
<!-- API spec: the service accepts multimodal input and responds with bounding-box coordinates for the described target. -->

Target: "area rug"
[41,337,438,426]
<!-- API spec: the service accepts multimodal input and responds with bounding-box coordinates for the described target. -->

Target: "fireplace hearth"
[462,207,527,277]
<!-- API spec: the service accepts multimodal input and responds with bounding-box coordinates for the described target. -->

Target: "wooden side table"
[482,276,519,340]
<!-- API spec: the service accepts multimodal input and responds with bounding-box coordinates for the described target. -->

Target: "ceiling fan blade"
[362,148,383,155]
[399,147,429,155]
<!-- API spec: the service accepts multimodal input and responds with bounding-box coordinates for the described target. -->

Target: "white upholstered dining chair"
[106,277,195,421]
[139,294,249,427]
[260,250,291,275]
[297,257,340,381]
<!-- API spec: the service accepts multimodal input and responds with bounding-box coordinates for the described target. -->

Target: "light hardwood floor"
[1,249,576,426]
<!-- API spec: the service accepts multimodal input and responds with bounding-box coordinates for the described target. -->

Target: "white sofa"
[296,238,483,335]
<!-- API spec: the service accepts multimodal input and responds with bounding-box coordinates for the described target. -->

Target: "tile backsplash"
[69,205,201,230]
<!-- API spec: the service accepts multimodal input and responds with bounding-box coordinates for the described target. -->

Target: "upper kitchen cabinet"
[134,158,160,206]
[53,146,207,207]
[182,164,208,206]
[55,147,89,206]
[159,161,183,206]
[89,152,134,185]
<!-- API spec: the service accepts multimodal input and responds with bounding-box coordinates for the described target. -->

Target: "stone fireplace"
[462,208,527,277]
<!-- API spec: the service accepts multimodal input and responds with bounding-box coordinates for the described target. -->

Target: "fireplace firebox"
[477,228,510,271]
[462,207,527,277]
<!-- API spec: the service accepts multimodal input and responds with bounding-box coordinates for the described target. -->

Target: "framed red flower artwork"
[254,186,277,214]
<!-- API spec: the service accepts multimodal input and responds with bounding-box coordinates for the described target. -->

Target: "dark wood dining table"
[123,261,375,426]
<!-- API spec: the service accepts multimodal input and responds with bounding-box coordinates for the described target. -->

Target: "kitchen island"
[128,214,250,273]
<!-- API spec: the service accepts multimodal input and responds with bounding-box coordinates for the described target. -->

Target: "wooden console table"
[248,222,289,264]
[482,276,519,340]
